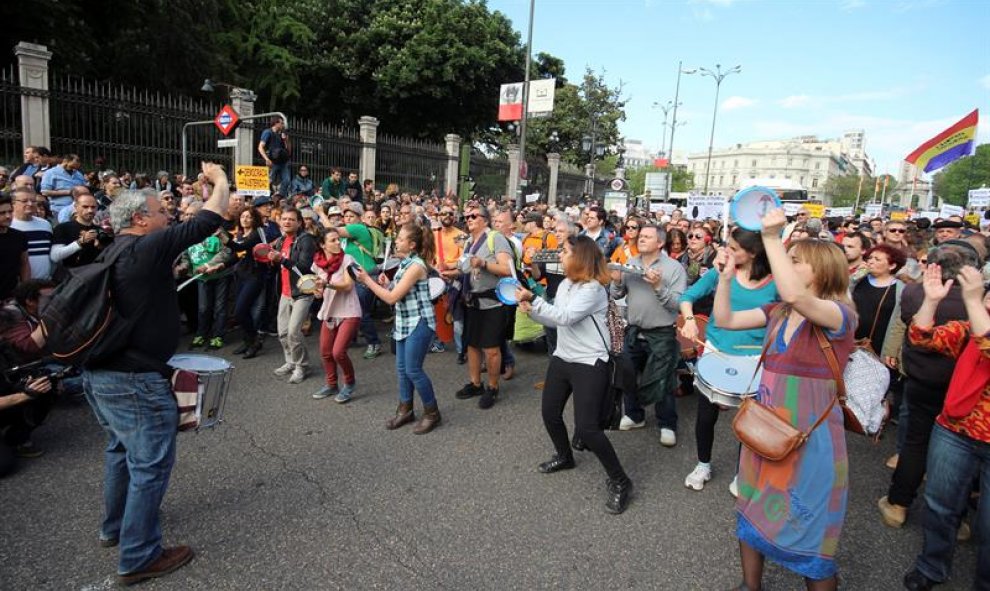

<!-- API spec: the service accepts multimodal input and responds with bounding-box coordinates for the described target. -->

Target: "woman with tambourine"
[354,223,441,434]
[713,209,856,591]
[679,228,777,495]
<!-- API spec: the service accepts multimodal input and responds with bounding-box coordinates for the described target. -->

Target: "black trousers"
[542,356,627,482]
[888,377,946,507]
[696,390,721,464]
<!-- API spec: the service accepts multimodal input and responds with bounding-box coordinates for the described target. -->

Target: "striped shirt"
[11,216,52,279]
[393,255,436,340]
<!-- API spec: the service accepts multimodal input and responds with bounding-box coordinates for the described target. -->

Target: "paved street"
[0,329,978,591]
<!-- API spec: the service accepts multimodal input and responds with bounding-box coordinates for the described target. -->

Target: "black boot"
[538,453,575,474]
[242,335,262,359]
[233,337,251,355]
[605,477,633,514]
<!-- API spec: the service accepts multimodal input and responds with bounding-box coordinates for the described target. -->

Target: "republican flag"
[905,109,979,173]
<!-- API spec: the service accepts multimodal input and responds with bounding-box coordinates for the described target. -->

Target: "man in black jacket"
[878,241,977,529]
[268,207,316,384]
[83,162,229,586]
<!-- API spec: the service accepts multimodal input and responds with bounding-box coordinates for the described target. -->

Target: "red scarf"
[943,338,990,420]
[313,250,345,276]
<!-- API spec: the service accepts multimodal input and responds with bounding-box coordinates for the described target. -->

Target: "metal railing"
[469,154,509,198]
[258,116,361,183]
[0,65,22,168]
[376,133,447,193]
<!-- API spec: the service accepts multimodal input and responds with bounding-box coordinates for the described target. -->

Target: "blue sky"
[488,0,990,178]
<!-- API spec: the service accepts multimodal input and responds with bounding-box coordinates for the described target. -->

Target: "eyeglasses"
[624,225,639,230]
[796,213,808,217]
[464,214,482,221]
[689,233,706,240]
[887,228,906,234]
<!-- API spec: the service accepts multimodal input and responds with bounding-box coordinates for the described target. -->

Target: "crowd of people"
[0,141,986,590]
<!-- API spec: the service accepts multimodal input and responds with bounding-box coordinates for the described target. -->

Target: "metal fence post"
[14,42,51,150]
[444,134,461,196]
[547,153,560,208]
[506,144,520,204]
[359,116,379,185]
[230,88,256,170]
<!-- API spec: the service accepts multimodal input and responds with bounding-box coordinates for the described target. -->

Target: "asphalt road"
[0,329,978,590]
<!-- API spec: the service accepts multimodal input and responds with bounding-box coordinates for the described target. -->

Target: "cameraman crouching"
[0,343,53,476]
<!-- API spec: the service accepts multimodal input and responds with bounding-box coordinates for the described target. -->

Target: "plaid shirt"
[393,255,436,340]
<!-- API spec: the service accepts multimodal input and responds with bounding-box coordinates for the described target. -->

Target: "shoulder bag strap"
[866,283,894,344]
[744,305,787,393]
[813,324,848,404]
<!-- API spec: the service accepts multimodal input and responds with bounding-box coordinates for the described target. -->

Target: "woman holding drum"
[679,228,777,494]
[715,208,856,591]
[355,223,442,434]
[310,228,362,403]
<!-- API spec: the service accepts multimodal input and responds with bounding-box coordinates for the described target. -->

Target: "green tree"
[933,144,990,206]
[823,174,870,208]
[627,166,694,195]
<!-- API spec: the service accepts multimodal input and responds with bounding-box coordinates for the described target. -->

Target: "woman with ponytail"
[311,228,362,403]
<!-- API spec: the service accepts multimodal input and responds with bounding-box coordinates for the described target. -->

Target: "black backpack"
[40,239,137,367]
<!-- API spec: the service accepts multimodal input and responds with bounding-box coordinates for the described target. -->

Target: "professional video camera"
[2,359,77,397]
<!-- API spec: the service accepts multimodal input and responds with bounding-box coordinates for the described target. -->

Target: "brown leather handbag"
[731,308,837,462]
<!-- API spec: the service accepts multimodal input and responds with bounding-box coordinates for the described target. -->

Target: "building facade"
[686,132,871,203]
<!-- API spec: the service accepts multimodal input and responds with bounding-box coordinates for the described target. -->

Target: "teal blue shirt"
[679,268,779,355]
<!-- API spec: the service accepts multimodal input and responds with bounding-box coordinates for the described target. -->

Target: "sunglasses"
[440,212,454,217]
[796,213,808,217]
[689,233,706,239]
[625,225,639,230]
[887,228,906,234]
[464,214,482,221]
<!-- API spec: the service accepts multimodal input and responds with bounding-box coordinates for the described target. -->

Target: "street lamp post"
[581,119,605,198]
[652,100,674,159]
[666,62,696,200]
[697,64,741,195]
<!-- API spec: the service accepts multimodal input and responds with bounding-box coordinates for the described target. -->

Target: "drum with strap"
[694,350,762,408]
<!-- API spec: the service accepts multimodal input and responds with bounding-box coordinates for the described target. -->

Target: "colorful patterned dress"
[736,303,857,580]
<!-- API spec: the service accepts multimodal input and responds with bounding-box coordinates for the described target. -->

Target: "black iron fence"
[0,65,22,168]
[262,117,361,186]
[469,154,509,198]
[376,133,447,193]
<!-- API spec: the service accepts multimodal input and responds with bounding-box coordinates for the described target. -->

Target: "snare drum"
[676,315,708,361]
[694,351,761,408]
[168,354,233,431]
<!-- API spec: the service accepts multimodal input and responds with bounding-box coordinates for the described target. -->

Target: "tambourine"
[252,243,273,263]
[607,262,647,276]
[495,277,521,305]
[296,274,320,295]
[730,186,781,232]
[371,257,402,280]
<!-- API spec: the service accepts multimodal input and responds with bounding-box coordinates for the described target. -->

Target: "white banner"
[967,188,990,208]
[864,203,883,218]
[686,194,726,220]
[783,202,803,216]
[525,193,540,204]
[650,202,677,214]
[527,78,556,115]
[827,207,853,217]
[914,210,940,221]
[939,203,965,218]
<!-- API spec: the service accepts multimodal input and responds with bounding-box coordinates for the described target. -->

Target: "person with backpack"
[258,116,291,198]
[78,162,230,586]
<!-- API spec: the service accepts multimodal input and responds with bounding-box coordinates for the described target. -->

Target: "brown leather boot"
[386,402,415,430]
[412,404,441,434]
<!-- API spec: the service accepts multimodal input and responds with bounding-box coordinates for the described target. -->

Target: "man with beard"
[51,193,113,269]
[434,205,467,356]
[344,171,363,204]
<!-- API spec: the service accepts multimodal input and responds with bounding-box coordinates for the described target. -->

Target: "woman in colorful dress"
[355,223,441,434]
[714,208,857,591]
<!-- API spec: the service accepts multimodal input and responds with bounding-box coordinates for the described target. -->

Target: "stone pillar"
[14,42,52,151]
[585,163,594,197]
[506,144,520,205]
[444,133,461,196]
[546,153,560,209]
[230,88,257,170]
[359,116,379,185]
[615,167,626,181]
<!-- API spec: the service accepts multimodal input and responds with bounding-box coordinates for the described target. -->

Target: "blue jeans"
[395,319,436,406]
[355,283,381,346]
[269,162,291,197]
[83,370,178,575]
[196,277,230,339]
[914,424,989,587]
[234,275,266,336]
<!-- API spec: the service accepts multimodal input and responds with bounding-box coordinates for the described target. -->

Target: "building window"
[769,174,776,179]
[785,175,791,180]
[814,162,821,170]
[734,159,738,167]
[812,178,819,188]
[732,175,737,185]
[751,160,757,167]
[787,158,792,166]
[800,176,805,185]
[719,176,724,185]
[750,174,756,179]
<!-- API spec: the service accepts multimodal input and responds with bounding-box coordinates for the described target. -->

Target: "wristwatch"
[684,315,695,321]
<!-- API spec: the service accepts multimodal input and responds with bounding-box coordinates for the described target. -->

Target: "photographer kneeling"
[0,350,53,476]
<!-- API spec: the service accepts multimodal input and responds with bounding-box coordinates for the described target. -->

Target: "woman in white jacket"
[515,235,633,514]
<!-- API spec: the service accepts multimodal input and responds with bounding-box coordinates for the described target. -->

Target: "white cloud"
[776,86,914,109]
[980,74,990,90]
[779,95,812,109]
[722,96,757,111]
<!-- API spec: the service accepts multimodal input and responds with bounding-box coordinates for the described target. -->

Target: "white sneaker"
[273,363,294,377]
[729,475,739,498]
[685,463,712,491]
[618,415,646,431]
[288,367,306,384]
[660,428,677,447]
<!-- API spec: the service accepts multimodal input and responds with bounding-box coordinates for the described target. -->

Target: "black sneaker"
[456,353,466,365]
[479,386,498,409]
[903,569,937,591]
[455,382,484,400]
[604,477,633,514]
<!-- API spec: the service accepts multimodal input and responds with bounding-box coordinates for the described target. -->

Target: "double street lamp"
[581,127,606,197]
[695,64,741,195]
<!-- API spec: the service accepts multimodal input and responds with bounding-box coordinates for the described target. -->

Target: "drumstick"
[176,273,203,292]
[692,337,730,361]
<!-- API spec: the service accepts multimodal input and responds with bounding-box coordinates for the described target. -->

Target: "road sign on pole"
[214,105,240,136]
